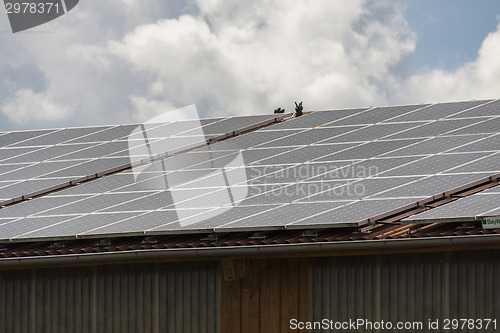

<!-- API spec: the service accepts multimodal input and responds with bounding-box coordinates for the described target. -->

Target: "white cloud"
[395,22,500,104]
[1,89,72,124]
[1,0,500,130]
[106,0,416,120]
[129,95,177,122]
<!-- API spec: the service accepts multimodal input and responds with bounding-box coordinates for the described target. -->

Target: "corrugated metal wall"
[311,249,500,333]
[0,261,219,333]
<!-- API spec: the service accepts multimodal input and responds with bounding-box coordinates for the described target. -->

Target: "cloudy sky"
[0,0,499,131]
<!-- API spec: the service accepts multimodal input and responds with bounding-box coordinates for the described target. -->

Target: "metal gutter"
[1,233,500,269]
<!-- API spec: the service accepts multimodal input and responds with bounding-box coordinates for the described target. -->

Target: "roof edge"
[1,233,500,269]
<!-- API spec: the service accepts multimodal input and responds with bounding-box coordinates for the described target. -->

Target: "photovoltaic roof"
[402,186,500,224]
[1,99,500,242]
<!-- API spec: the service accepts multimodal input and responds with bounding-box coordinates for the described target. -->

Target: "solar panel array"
[1,99,500,242]
[402,186,500,223]
[0,115,273,201]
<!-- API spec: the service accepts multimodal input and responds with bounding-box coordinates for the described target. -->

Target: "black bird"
[274,107,285,114]
[294,101,303,117]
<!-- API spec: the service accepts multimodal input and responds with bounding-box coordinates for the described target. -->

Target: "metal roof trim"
[1,233,500,269]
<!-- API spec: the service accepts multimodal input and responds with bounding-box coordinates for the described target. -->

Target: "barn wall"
[0,261,219,333]
[311,249,500,333]
[220,258,310,333]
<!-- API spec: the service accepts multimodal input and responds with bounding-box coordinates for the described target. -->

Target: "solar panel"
[299,177,422,201]
[290,198,418,227]
[177,115,278,136]
[220,129,303,148]
[0,147,41,162]
[133,121,203,139]
[382,135,489,157]
[443,152,500,173]
[241,164,297,183]
[447,99,500,118]
[167,167,246,190]
[55,173,137,195]
[474,205,500,216]
[138,169,214,189]
[373,173,493,198]
[246,161,358,184]
[0,181,17,190]
[100,191,173,212]
[446,117,500,135]
[380,152,492,176]
[234,181,345,205]
[218,202,347,230]
[384,118,485,139]
[0,160,82,181]
[127,118,222,141]
[2,100,500,242]
[146,148,239,172]
[320,122,426,143]
[482,186,500,194]
[80,210,176,235]
[36,192,155,216]
[238,147,297,165]
[255,126,366,148]
[8,126,111,147]
[164,205,281,231]
[0,215,74,240]
[49,142,130,161]
[386,100,490,122]
[329,104,428,126]
[158,207,241,231]
[0,195,92,218]
[305,157,421,181]
[254,143,360,165]
[0,219,14,226]
[402,192,500,223]
[312,108,370,125]
[315,139,423,161]
[0,164,31,176]
[165,186,235,209]
[449,134,500,153]
[259,108,369,130]
[145,136,209,156]
[64,125,137,144]
[39,157,130,178]
[0,178,71,200]
[1,143,95,163]
[173,151,243,171]
[0,129,57,148]
[14,213,137,240]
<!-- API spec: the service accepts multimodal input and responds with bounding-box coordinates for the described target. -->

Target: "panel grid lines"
[2,99,500,241]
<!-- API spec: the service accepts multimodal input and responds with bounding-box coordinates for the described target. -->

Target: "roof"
[403,185,500,223]
[1,99,500,264]
[1,221,499,267]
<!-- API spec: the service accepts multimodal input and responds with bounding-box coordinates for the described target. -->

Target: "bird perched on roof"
[274,107,285,114]
[294,101,303,117]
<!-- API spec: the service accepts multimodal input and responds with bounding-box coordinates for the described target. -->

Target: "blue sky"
[405,0,500,71]
[1,0,500,131]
